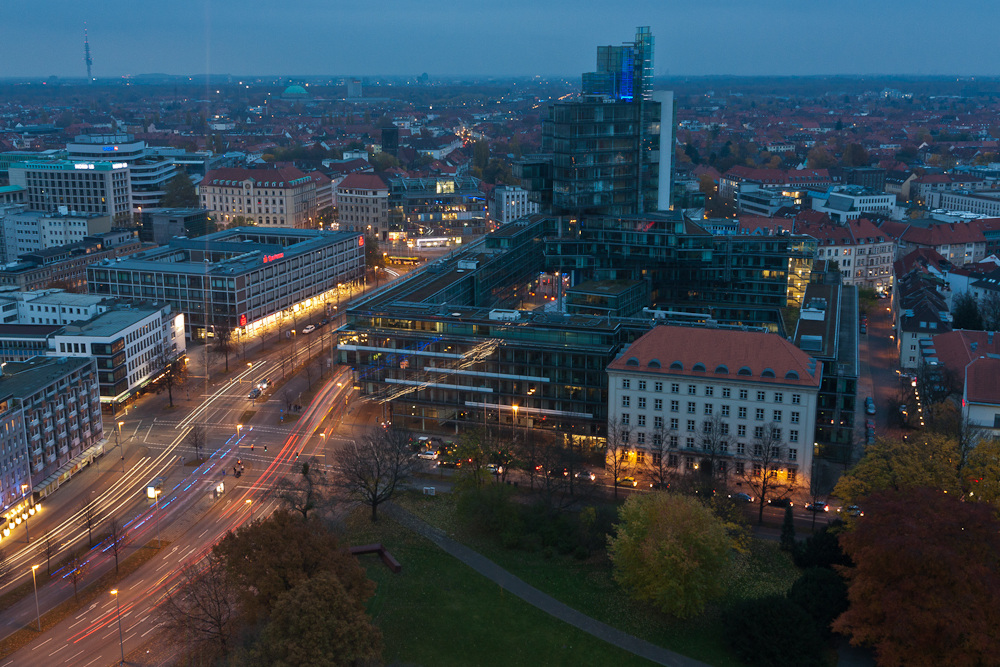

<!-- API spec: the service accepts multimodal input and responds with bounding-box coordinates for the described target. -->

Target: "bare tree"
[696,413,731,493]
[187,424,206,462]
[157,344,186,408]
[333,427,415,521]
[65,551,88,601]
[43,532,56,576]
[159,555,240,658]
[213,323,234,373]
[980,291,1000,331]
[80,498,99,548]
[738,422,798,524]
[606,419,634,500]
[274,459,330,520]
[107,515,129,574]
[645,424,679,489]
[0,547,9,584]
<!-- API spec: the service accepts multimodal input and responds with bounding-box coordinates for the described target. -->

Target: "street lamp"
[111,588,124,664]
[246,498,253,522]
[31,564,41,631]
[236,424,243,440]
[20,483,30,543]
[117,421,125,473]
[154,489,162,548]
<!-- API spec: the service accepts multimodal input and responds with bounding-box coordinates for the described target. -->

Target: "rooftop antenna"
[84,25,93,83]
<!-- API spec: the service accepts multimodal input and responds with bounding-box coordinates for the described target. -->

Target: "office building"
[387,176,485,231]
[606,325,821,489]
[8,160,133,223]
[336,173,390,237]
[66,133,178,214]
[0,208,112,263]
[520,27,673,216]
[146,208,210,245]
[199,166,319,228]
[0,355,104,504]
[0,232,143,292]
[87,227,364,340]
[489,185,538,224]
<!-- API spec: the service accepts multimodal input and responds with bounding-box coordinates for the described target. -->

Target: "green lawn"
[342,510,658,667]
[395,490,802,667]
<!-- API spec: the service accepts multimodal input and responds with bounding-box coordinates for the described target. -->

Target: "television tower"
[84,26,93,82]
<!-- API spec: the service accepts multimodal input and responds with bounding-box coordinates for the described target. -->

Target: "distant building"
[0,232,143,292]
[147,208,209,245]
[381,127,399,157]
[0,208,112,263]
[488,185,538,224]
[199,166,318,228]
[8,160,133,223]
[893,271,953,369]
[346,79,362,99]
[720,167,836,203]
[936,190,1000,218]
[336,173,389,237]
[810,186,896,222]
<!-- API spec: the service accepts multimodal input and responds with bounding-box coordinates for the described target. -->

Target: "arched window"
[715,365,729,374]
[692,363,707,372]
[785,370,800,380]
[626,357,639,367]
[670,361,683,370]
[761,368,776,378]
[737,366,752,376]
[648,359,661,368]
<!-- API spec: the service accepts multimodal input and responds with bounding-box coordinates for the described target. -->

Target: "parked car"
[729,492,753,503]
[768,497,793,508]
[616,476,638,488]
[301,324,316,334]
[805,502,829,512]
[417,450,439,460]
[860,324,867,334]
[650,481,670,490]
[865,397,876,415]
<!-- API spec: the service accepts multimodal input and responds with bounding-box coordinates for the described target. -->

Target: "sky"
[2,0,999,79]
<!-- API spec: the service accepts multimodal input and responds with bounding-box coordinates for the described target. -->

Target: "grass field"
[343,511,659,667]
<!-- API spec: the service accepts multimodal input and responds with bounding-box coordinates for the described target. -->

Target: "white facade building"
[489,185,539,224]
[66,133,179,214]
[0,208,112,263]
[606,326,821,490]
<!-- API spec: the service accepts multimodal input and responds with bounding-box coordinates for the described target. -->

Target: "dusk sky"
[3,0,997,79]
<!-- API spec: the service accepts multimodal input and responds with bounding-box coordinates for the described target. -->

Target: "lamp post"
[117,420,125,473]
[111,588,124,664]
[246,498,253,522]
[236,424,243,441]
[154,489,162,548]
[20,483,30,543]
[31,564,41,631]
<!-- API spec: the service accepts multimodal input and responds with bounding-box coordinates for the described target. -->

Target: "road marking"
[64,649,85,663]
[82,656,103,667]
[36,638,53,647]
[48,644,68,656]
[141,622,163,638]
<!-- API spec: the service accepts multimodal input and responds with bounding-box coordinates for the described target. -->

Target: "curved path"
[387,505,710,667]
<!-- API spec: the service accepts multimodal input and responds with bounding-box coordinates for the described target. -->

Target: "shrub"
[726,595,826,667]
[787,567,848,637]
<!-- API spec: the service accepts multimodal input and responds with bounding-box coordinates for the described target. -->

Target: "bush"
[542,546,556,560]
[780,506,796,552]
[726,596,826,667]
[573,545,589,560]
[794,522,851,569]
[787,567,848,637]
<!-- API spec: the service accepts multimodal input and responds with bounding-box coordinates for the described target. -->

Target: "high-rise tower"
[83,26,93,82]
[518,26,673,216]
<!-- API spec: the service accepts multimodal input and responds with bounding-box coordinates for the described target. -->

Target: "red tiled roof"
[966,357,1000,405]
[606,326,821,388]
[336,173,388,191]
[203,166,309,187]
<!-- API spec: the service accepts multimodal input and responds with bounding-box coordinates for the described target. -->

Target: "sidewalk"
[387,505,710,667]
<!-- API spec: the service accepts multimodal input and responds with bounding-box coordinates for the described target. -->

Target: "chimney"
[990,332,995,345]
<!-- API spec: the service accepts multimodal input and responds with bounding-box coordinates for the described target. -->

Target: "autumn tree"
[333,426,415,521]
[834,487,1000,666]
[159,554,240,658]
[963,437,1000,508]
[247,571,382,666]
[979,291,1000,331]
[806,146,837,169]
[697,413,730,487]
[608,493,732,619]
[214,511,373,621]
[842,143,870,167]
[159,171,199,208]
[738,422,797,523]
[833,434,961,504]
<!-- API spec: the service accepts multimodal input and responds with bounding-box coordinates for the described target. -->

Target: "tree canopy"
[160,171,200,208]
[834,487,1000,666]
[607,492,732,618]
[833,434,962,504]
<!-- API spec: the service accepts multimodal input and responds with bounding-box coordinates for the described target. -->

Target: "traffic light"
[264,445,267,453]
[251,444,254,451]
[295,451,299,460]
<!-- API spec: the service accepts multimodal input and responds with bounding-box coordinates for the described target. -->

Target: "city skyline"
[3,0,999,80]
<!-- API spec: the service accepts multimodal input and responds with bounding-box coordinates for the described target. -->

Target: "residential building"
[794,217,895,290]
[720,167,836,203]
[0,355,104,505]
[489,185,539,224]
[884,170,916,201]
[66,133,178,214]
[87,227,364,340]
[199,166,319,228]
[911,174,985,206]
[8,160,133,223]
[894,271,953,369]
[936,190,1000,218]
[335,173,389,237]
[810,186,896,222]
[922,330,1000,439]
[606,325,821,489]
[879,219,989,265]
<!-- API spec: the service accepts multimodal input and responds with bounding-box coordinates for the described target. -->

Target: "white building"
[335,173,389,236]
[66,133,178,214]
[0,289,112,325]
[489,185,539,224]
[0,208,112,263]
[811,187,897,222]
[8,160,133,223]
[199,167,318,228]
[606,325,821,490]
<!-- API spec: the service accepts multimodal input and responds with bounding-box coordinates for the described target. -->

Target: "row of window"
[622,416,801,443]
[623,403,801,422]
[620,379,802,404]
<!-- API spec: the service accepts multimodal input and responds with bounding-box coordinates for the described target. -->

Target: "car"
[649,481,671,490]
[320,318,329,326]
[865,397,876,415]
[805,502,829,512]
[768,497,793,508]
[840,505,865,517]
[257,378,271,390]
[575,470,597,482]
[860,324,867,334]
[547,467,570,477]
[301,324,316,334]
[438,458,461,468]
[866,418,875,430]
[616,476,638,488]
[416,450,439,460]
[486,463,504,475]
[729,492,753,503]
[247,387,262,399]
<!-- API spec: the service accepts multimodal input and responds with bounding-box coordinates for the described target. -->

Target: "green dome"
[282,85,308,98]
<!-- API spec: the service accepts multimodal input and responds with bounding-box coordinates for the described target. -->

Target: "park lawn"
[342,510,658,667]
[397,490,801,667]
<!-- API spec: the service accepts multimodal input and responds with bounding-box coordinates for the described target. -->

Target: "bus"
[386,255,423,266]
[413,237,450,249]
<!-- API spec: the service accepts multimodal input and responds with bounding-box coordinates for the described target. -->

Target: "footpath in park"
[387,505,710,667]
